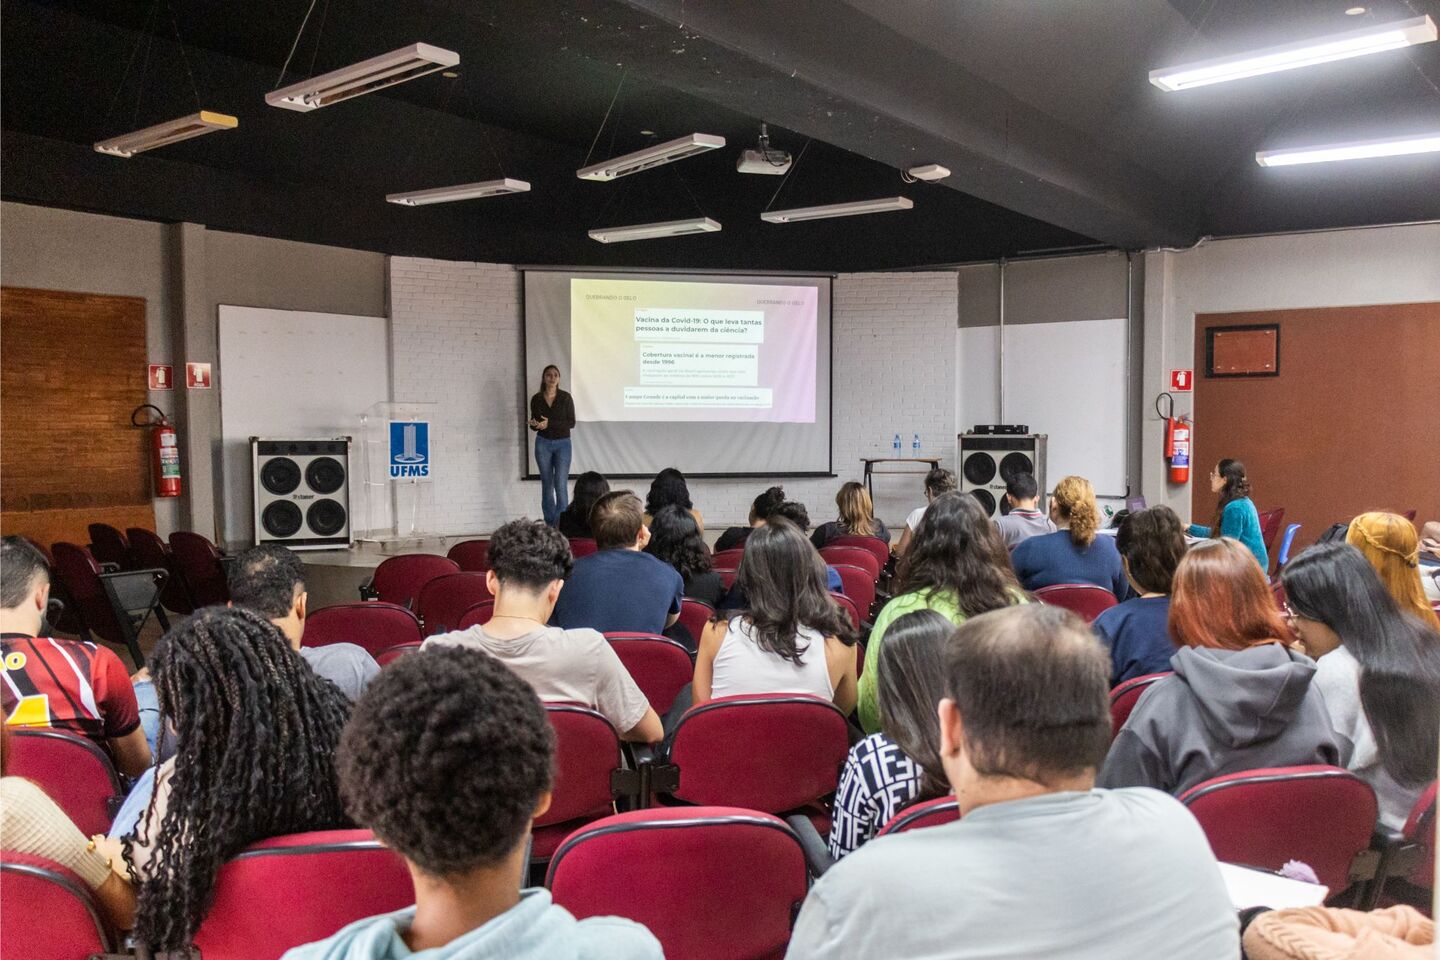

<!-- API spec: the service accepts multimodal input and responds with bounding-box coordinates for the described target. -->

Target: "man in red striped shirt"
[1,536,151,777]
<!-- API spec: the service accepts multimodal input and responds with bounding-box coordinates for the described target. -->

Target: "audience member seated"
[785,605,1238,959]
[229,543,380,701]
[96,607,352,956]
[713,485,785,553]
[1347,511,1440,629]
[993,471,1057,549]
[0,536,151,777]
[643,467,704,534]
[893,468,957,557]
[858,492,1023,733]
[1092,506,1187,685]
[829,610,950,860]
[645,504,726,610]
[810,481,891,549]
[283,646,662,960]
[1188,458,1268,572]
[718,500,842,610]
[0,724,135,930]
[1281,543,1440,830]
[555,470,609,539]
[552,492,684,635]
[1099,538,1341,794]
[694,519,857,715]
[1011,475,1127,597]
[428,519,662,744]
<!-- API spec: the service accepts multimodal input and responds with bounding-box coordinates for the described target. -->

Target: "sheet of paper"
[1219,862,1329,910]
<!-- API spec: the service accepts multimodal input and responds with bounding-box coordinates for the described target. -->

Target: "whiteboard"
[959,317,1127,499]
[218,305,390,547]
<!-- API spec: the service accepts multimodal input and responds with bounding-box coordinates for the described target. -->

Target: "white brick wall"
[389,260,957,533]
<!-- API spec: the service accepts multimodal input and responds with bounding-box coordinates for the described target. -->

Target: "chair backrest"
[168,530,230,607]
[876,796,961,837]
[86,523,130,570]
[1401,508,1417,523]
[1178,765,1377,893]
[547,807,807,960]
[49,542,127,646]
[191,829,413,960]
[1033,583,1118,623]
[415,572,494,636]
[605,633,694,714]
[445,538,491,571]
[0,852,113,960]
[541,704,624,828]
[569,537,599,559]
[1402,781,1436,888]
[711,548,747,569]
[1258,507,1286,553]
[368,554,460,608]
[456,599,496,629]
[1276,522,1303,570]
[1109,672,1172,738]
[827,535,890,570]
[6,728,123,837]
[829,564,876,617]
[665,694,849,813]
[127,527,191,613]
[716,568,738,590]
[374,641,423,666]
[830,591,861,630]
[304,602,423,657]
[818,545,881,581]
[678,598,716,641]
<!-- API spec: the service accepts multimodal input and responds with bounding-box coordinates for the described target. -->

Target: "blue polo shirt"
[552,549,684,634]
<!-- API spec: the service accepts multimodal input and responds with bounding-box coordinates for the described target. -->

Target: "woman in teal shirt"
[1188,458,1268,572]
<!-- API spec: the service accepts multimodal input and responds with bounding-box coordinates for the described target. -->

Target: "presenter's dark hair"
[1207,458,1251,536]
[1005,472,1038,501]
[229,543,307,619]
[1114,506,1187,595]
[898,492,1019,618]
[771,500,811,532]
[749,486,786,524]
[0,536,49,608]
[338,645,554,876]
[735,517,854,665]
[567,472,610,534]
[487,519,574,588]
[645,467,693,516]
[591,491,646,550]
[645,504,711,580]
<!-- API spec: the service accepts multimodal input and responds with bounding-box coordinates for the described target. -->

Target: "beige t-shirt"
[0,776,114,889]
[424,624,651,734]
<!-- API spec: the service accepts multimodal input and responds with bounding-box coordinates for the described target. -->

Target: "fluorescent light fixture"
[576,133,725,181]
[266,43,459,112]
[1149,15,1436,91]
[1256,131,1440,166]
[588,217,722,243]
[387,178,531,206]
[761,196,914,223]
[93,110,237,158]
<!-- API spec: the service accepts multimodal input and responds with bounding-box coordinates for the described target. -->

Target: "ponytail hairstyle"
[835,481,876,538]
[748,485,786,525]
[1346,512,1440,629]
[1051,475,1100,548]
[1207,458,1252,537]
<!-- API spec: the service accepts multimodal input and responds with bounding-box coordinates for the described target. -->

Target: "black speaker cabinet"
[251,438,352,549]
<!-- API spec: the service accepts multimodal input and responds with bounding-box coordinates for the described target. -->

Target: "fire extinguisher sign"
[388,421,431,480]
[1169,369,1194,392]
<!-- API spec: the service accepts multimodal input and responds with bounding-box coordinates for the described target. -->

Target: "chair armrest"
[98,561,121,574]
[785,813,836,878]
[358,579,379,601]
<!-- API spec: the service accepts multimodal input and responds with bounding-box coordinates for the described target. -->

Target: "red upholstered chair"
[304,601,423,657]
[128,526,192,614]
[457,599,496,629]
[533,705,631,864]
[711,548,747,570]
[0,852,115,960]
[190,830,412,960]
[7,728,123,837]
[569,538,599,559]
[830,564,876,619]
[416,572,493,636]
[678,598,716,640]
[375,641,423,666]
[1178,765,1377,895]
[818,545,881,581]
[830,591,861,630]
[1399,783,1435,890]
[827,535,890,571]
[716,568,738,590]
[446,538,491,572]
[876,796,961,837]
[169,530,230,608]
[547,807,808,960]
[1033,583,1118,623]
[86,523,131,570]
[48,542,162,666]
[1362,782,1436,909]
[1109,671,1173,738]
[605,633,694,714]
[1258,507,1286,556]
[364,554,459,608]
[1401,509,1418,523]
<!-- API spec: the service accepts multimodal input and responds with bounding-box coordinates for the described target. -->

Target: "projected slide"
[569,278,818,423]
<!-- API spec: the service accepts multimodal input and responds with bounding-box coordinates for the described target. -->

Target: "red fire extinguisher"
[132,405,182,498]
[1156,393,1191,485]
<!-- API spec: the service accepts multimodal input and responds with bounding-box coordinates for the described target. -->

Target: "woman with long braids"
[100,606,352,953]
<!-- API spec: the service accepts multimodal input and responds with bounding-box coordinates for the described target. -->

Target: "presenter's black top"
[529,389,576,440]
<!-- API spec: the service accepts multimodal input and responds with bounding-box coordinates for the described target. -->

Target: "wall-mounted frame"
[1205,323,1280,378]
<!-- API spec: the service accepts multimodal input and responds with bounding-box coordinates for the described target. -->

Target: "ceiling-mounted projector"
[737,122,791,175]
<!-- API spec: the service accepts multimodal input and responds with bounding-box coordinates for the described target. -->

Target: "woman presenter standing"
[528,364,576,526]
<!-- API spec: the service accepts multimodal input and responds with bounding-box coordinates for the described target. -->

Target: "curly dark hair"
[897,491,1020,618]
[126,606,352,952]
[1115,506,1187,595]
[645,467,693,516]
[770,500,811,532]
[486,519,574,589]
[228,543,306,619]
[748,486,786,524]
[339,646,554,875]
[644,503,712,580]
[735,517,855,664]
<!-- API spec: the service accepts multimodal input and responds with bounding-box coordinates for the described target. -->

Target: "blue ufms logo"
[389,421,430,478]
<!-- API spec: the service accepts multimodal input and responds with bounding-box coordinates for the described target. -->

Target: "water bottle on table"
[892,433,901,457]
[912,433,921,458]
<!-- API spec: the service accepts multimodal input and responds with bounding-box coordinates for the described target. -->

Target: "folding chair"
[605,633,694,714]
[1361,782,1435,909]
[86,523,131,571]
[127,526,192,614]
[827,535,890,571]
[446,538,491,572]
[1033,583,1118,623]
[831,591,861,630]
[829,564,876,619]
[169,530,230,608]
[6,728,124,837]
[711,548,746,570]
[0,852,116,960]
[818,545,881,581]
[568,538,599,559]
[876,796,960,837]
[304,602,423,658]
[415,572,493,636]
[678,598,716,641]
[360,554,459,608]
[1109,671,1173,738]
[50,542,166,667]
[1258,508,1286,557]
[1275,523,1302,572]
[375,641,423,666]
[533,705,637,865]
[457,599,496,629]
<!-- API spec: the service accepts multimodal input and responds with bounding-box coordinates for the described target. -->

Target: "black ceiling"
[3,0,1438,271]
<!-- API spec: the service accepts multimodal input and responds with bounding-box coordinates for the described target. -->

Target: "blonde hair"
[1347,512,1440,628]
[836,481,876,538]
[1051,475,1100,548]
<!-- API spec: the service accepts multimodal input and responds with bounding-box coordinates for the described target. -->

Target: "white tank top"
[709,618,835,701]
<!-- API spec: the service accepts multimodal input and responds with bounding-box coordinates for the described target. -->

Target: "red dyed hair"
[1169,538,1290,651]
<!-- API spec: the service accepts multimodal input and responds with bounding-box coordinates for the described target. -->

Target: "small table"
[861,457,942,497]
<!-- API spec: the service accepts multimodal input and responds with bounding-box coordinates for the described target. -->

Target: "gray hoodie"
[1098,643,1343,795]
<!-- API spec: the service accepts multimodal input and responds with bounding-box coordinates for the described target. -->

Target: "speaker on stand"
[959,428,1047,520]
[252,438,352,549]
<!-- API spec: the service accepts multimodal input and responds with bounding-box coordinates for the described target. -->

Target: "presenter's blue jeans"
[535,436,571,526]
